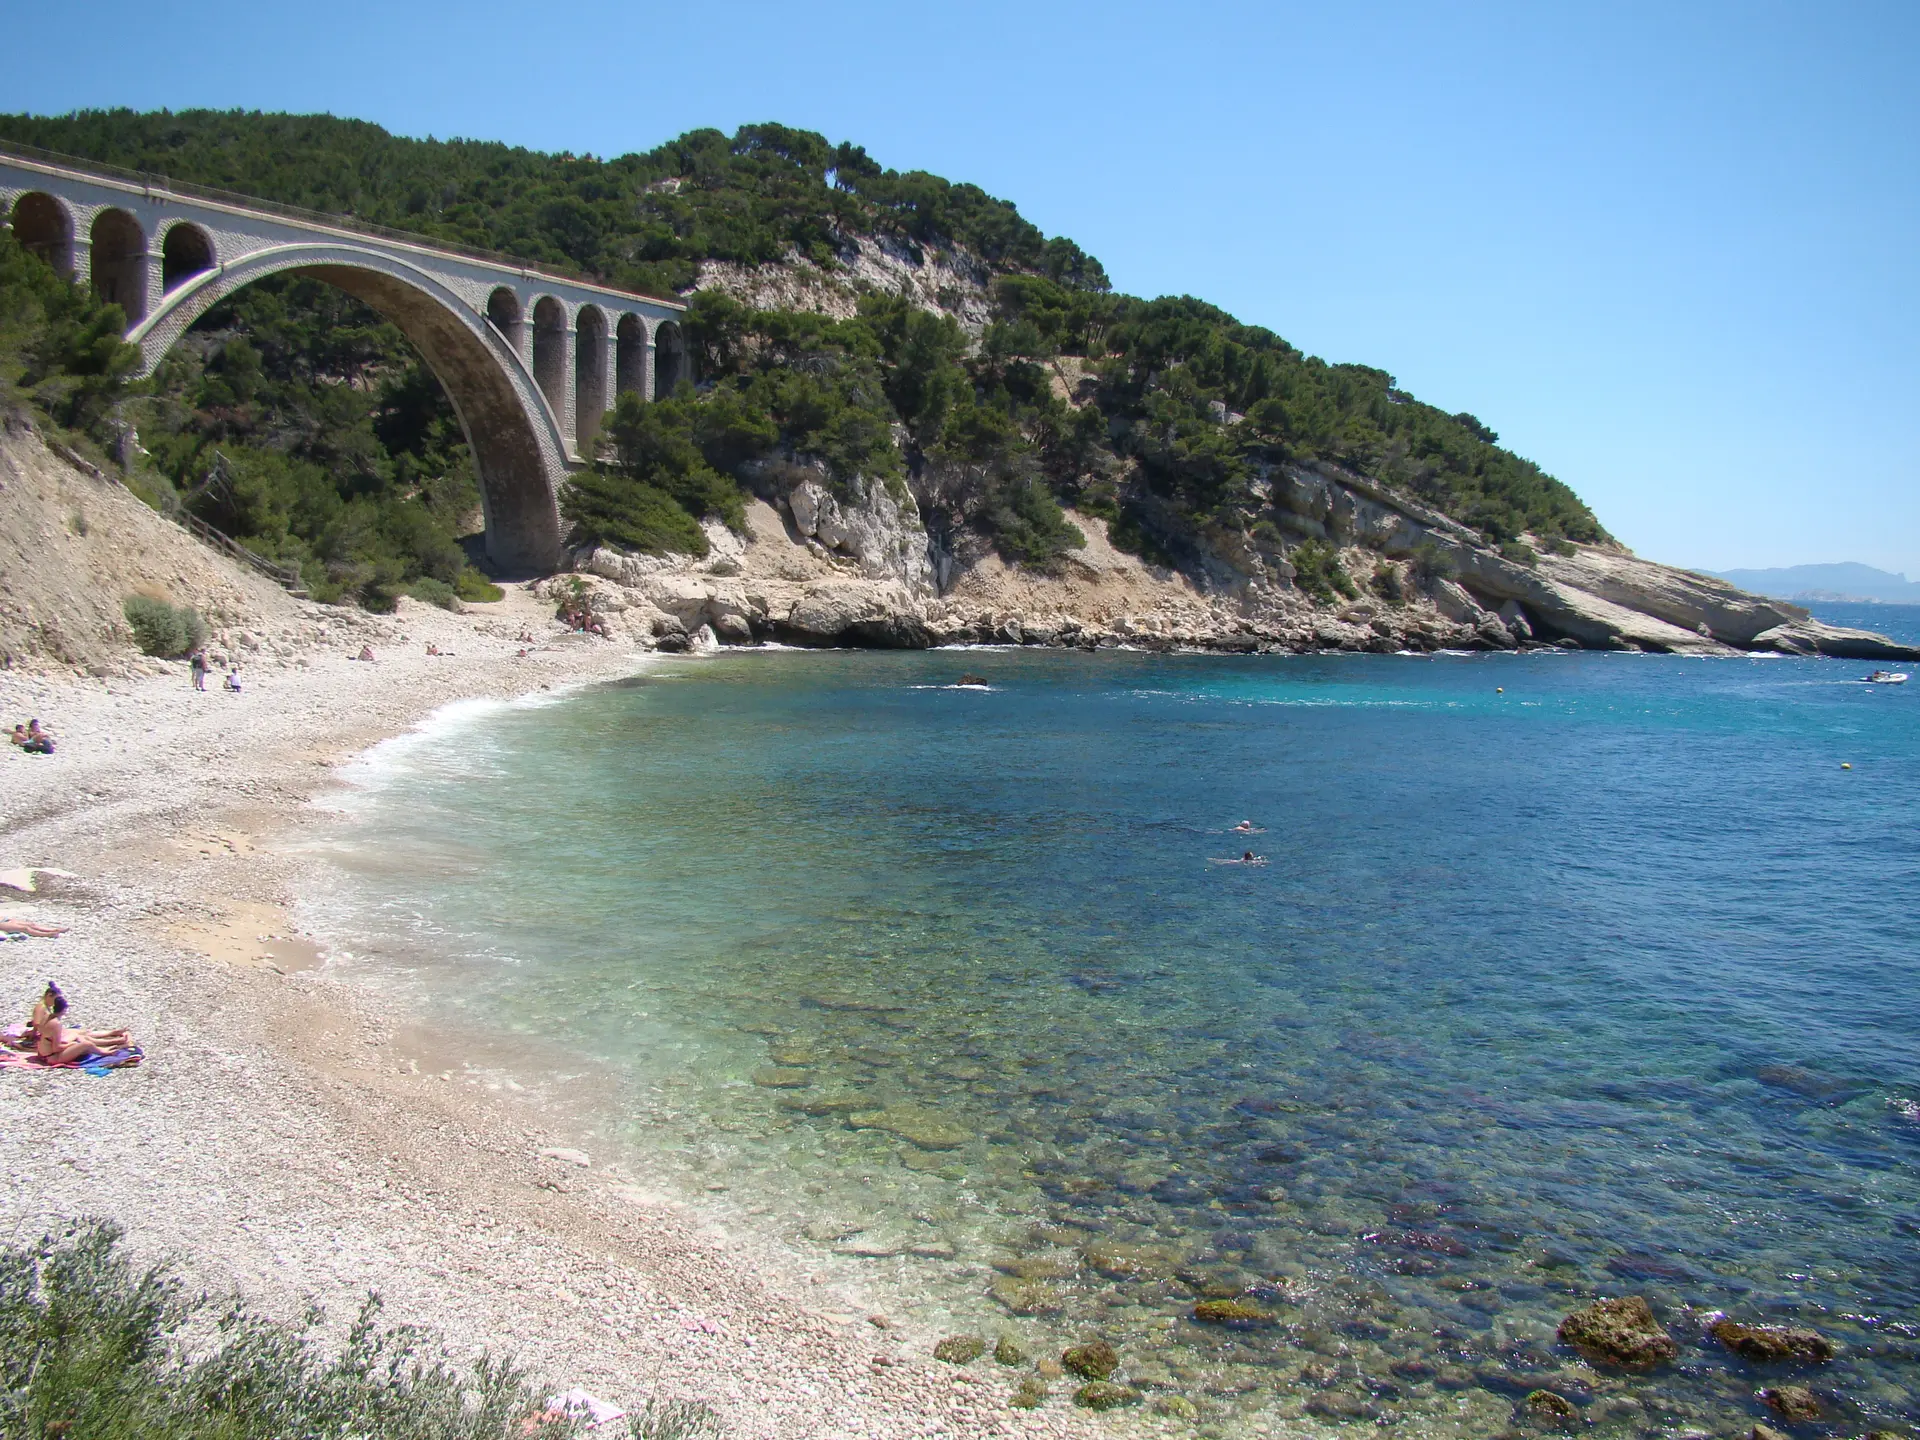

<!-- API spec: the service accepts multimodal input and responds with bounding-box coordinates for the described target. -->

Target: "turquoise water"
[311,646,1919,1435]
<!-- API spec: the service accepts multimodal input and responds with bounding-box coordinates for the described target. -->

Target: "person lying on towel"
[30,981,133,1065]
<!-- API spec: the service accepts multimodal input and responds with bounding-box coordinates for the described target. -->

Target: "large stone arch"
[158,220,216,293]
[574,303,609,453]
[133,244,568,573]
[90,207,148,323]
[653,319,686,399]
[10,191,75,275]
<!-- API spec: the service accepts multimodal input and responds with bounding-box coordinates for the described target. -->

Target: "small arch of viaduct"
[0,150,685,574]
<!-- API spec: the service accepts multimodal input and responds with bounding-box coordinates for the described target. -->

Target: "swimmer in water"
[1232,820,1256,833]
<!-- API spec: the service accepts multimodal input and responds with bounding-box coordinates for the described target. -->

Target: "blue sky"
[5,0,1915,575]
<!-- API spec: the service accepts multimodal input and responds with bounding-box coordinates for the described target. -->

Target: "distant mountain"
[1712,563,1920,604]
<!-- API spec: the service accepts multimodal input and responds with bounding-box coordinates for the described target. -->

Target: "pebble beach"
[0,587,1115,1440]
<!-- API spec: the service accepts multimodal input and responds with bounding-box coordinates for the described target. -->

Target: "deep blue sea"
[309,618,1919,1436]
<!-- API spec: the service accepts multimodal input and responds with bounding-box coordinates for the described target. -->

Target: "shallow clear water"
[308,649,1919,1435]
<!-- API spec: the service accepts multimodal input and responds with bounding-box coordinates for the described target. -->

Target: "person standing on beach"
[190,649,208,691]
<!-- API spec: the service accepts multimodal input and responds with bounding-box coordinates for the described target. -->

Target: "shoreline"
[0,589,1113,1440]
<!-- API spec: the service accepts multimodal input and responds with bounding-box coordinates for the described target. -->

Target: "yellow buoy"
[1496,687,1504,693]
[1842,762,1852,769]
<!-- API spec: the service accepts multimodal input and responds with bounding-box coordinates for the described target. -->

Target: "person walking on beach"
[190,649,209,691]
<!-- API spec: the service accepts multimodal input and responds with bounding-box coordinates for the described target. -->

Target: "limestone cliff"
[559,453,1917,660]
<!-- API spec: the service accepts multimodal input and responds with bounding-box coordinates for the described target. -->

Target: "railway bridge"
[0,144,687,571]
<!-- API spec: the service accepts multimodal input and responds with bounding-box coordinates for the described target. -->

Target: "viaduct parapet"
[1,144,687,572]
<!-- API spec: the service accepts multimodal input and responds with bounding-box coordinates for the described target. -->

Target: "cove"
[307,648,1919,1436]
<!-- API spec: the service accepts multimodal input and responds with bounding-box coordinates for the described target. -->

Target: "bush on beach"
[121,594,206,658]
[0,1222,548,1438]
[0,1221,724,1440]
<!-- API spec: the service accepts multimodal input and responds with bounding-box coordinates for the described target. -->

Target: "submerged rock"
[1009,1377,1047,1409]
[1073,1382,1141,1411]
[1761,1386,1823,1422]
[1756,1064,1864,1101]
[1192,1299,1277,1328]
[1081,1241,1180,1280]
[989,1276,1064,1316]
[1557,1296,1678,1368]
[1525,1389,1578,1422]
[783,1093,867,1115]
[993,1254,1078,1281]
[1151,1395,1200,1419]
[1604,1250,1697,1283]
[1710,1319,1836,1363]
[934,1335,986,1364]
[993,1334,1028,1366]
[845,1104,970,1149]
[751,1066,812,1088]
[1062,1340,1120,1379]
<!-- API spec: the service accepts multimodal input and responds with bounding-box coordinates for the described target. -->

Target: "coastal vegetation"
[0,1222,724,1439]
[0,1222,553,1439]
[0,107,1608,602]
[120,593,205,657]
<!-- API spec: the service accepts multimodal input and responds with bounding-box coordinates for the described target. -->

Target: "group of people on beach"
[8,719,54,754]
[10,981,134,1066]
[0,908,137,1065]
[188,649,242,692]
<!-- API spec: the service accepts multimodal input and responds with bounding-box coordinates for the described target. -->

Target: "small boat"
[1864,671,1909,685]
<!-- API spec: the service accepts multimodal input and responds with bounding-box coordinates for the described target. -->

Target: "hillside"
[1712,563,1920,605]
[1,114,1599,554]
[3,109,1916,661]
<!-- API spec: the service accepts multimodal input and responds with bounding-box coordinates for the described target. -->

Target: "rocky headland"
[558,453,1918,663]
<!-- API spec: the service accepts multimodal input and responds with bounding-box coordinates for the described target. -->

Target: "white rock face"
[785,476,936,597]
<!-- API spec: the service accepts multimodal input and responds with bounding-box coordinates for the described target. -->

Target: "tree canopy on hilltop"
[0,109,1608,593]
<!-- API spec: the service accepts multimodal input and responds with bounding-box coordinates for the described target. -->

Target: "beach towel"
[0,868,78,893]
[0,1044,143,1075]
[541,1390,626,1429]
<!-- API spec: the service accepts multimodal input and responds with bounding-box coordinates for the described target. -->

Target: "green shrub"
[122,595,206,658]
[1410,539,1455,584]
[982,473,1084,569]
[457,570,506,603]
[405,576,459,609]
[562,469,709,557]
[1499,540,1539,568]
[1289,538,1357,603]
[0,1222,571,1440]
[1370,560,1406,606]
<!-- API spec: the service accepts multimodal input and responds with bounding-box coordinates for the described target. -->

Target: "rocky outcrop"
[555,443,1919,662]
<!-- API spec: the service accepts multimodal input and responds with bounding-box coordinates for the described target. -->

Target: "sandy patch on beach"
[0,587,1115,1439]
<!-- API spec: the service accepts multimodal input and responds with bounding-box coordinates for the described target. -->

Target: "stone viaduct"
[0,144,688,572]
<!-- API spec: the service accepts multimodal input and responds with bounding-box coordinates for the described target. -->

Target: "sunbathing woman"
[31,982,132,1064]
[0,918,67,937]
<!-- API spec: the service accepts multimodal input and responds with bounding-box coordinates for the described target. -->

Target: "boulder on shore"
[1556,1296,1678,1368]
